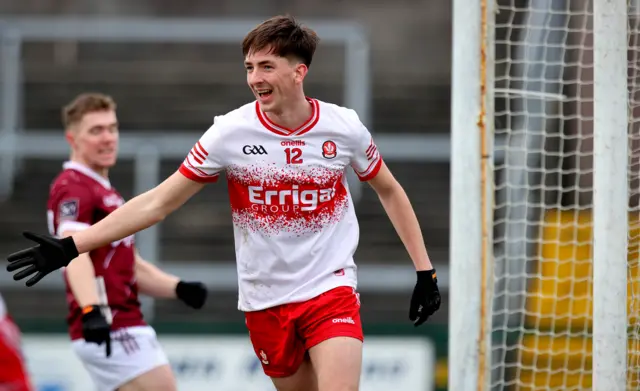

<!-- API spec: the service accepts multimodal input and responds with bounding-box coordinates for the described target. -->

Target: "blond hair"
[62,92,117,128]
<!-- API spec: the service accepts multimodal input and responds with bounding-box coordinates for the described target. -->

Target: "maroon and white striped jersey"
[179,98,382,311]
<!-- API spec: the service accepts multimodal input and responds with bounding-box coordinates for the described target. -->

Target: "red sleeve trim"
[179,164,219,183]
[356,157,383,182]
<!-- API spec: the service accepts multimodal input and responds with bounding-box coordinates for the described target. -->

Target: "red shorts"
[245,286,363,378]
[0,316,33,391]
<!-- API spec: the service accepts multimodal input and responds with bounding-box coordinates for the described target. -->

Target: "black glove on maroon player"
[81,305,112,357]
[176,281,208,309]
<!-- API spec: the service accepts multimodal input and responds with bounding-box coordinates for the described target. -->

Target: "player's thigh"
[299,286,363,356]
[308,336,362,391]
[117,363,176,391]
[270,356,318,391]
[296,287,364,391]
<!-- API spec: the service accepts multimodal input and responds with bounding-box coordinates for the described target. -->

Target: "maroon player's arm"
[71,171,206,255]
[366,161,433,272]
[61,230,101,307]
[134,251,180,298]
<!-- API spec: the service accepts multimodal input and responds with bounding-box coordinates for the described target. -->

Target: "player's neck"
[266,96,313,130]
[70,157,110,179]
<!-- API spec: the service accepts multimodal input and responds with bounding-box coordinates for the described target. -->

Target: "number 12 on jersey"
[285,148,303,164]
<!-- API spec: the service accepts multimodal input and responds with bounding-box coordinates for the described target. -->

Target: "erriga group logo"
[226,165,350,234]
[248,184,338,212]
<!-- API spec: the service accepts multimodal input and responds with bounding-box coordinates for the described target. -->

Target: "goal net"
[450,0,640,390]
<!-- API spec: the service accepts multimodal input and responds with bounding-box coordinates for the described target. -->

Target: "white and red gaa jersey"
[179,98,382,311]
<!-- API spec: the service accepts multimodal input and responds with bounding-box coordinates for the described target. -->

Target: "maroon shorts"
[0,316,33,391]
[244,286,363,378]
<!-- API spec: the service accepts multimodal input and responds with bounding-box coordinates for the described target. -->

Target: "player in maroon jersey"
[44,93,208,391]
[0,294,34,391]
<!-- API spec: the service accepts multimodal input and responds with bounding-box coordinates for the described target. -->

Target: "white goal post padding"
[450,0,638,390]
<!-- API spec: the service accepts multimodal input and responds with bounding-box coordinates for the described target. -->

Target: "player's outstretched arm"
[367,161,441,326]
[6,171,205,286]
[74,171,205,253]
[134,251,207,309]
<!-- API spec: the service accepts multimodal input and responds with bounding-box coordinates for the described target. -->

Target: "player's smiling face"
[245,47,308,113]
[66,110,119,171]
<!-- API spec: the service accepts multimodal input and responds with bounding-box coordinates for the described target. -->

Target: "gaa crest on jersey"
[243,145,268,155]
[322,140,337,159]
[59,199,79,220]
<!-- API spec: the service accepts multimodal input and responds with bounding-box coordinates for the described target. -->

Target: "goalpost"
[450,0,634,390]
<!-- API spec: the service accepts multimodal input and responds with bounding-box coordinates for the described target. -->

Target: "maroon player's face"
[245,47,308,114]
[67,110,119,170]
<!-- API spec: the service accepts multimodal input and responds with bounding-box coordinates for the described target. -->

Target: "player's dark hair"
[242,15,320,67]
[62,93,117,128]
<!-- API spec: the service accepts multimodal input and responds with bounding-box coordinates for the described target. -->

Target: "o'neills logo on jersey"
[248,184,336,212]
[103,194,124,208]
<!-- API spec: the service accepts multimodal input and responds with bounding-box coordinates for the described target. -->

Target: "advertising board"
[21,335,435,391]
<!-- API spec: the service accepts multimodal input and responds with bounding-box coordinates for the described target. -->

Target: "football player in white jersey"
[7,14,441,391]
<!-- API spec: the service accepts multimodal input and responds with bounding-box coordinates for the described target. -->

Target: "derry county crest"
[322,140,337,159]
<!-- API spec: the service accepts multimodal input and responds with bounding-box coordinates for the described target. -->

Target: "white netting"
[489,0,640,390]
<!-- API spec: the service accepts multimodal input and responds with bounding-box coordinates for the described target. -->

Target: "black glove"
[176,281,208,309]
[6,232,79,287]
[409,269,441,327]
[82,305,112,357]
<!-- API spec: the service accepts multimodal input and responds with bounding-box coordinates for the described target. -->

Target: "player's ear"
[64,128,76,148]
[294,63,308,84]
